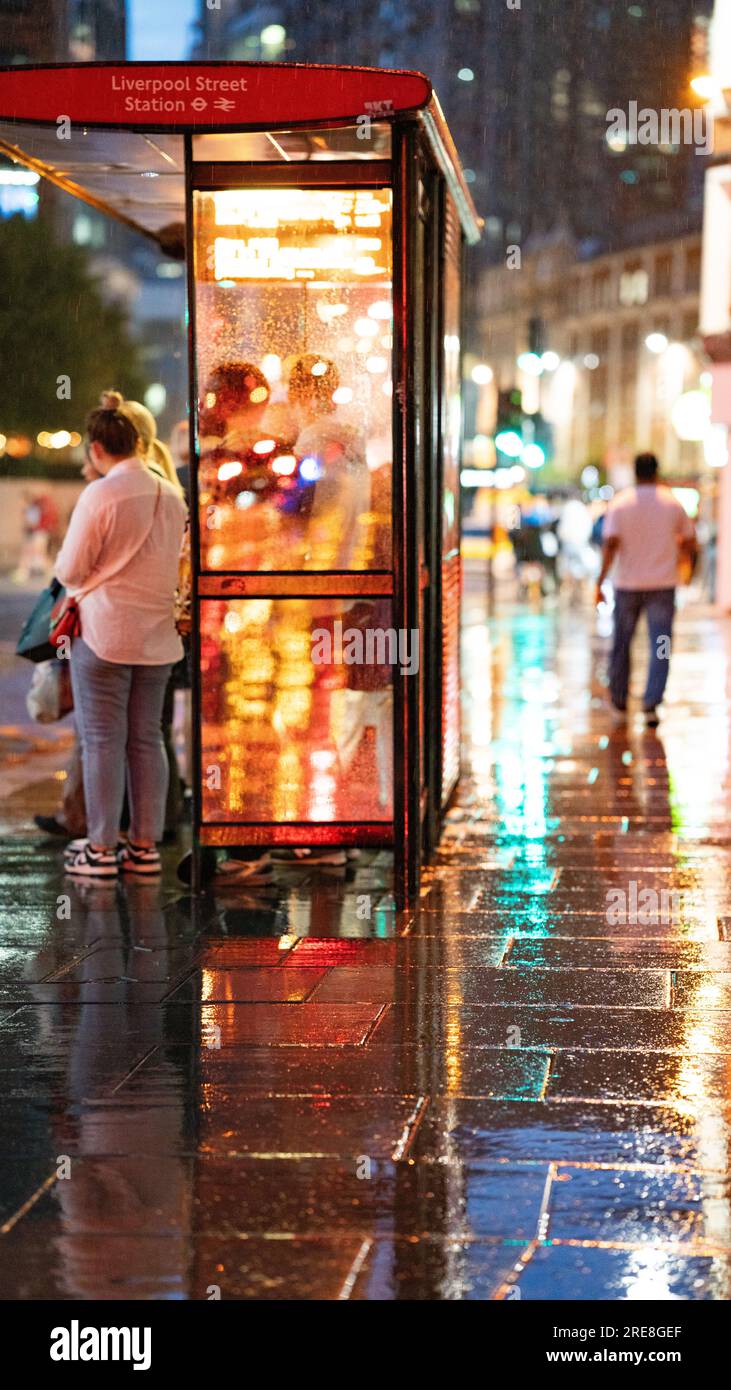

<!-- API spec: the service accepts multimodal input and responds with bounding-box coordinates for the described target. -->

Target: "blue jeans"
[70,639,172,848]
[610,588,675,710]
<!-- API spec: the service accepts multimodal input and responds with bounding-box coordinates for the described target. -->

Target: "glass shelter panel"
[192,125,391,162]
[193,184,393,572]
[200,598,394,825]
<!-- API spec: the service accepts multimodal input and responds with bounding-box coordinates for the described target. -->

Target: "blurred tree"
[0,213,145,437]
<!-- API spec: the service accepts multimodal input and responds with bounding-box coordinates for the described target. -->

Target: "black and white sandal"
[64,842,118,879]
[118,841,162,876]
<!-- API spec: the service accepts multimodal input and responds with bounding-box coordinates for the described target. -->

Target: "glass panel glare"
[192,125,391,162]
[200,598,394,824]
[193,184,393,571]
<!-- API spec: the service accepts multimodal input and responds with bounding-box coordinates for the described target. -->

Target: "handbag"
[15,479,162,663]
[16,578,65,663]
[49,591,82,649]
[26,659,74,723]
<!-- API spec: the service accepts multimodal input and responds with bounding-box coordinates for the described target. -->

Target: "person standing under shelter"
[55,401,187,879]
[595,452,697,727]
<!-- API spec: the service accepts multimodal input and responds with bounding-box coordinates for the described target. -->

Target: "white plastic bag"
[26,660,67,723]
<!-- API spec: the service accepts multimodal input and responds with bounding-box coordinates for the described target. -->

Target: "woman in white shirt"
[55,402,187,879]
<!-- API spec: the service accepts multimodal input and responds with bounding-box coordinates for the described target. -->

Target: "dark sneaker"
[118,842,162,877]
[644,707,660,727]
[64,843,118,879]
[34,814,72,839]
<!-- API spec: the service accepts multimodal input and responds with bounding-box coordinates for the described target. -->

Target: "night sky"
[128,0,197,59]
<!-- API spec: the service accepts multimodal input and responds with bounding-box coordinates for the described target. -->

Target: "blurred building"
[478,228,707,483]
[0,1,187,437]
[189,0,715,370]
[0,0,125,63]
[476,0,713,263]
[191,1,712,256]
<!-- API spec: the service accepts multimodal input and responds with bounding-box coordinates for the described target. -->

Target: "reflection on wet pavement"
[2,593,731,1299]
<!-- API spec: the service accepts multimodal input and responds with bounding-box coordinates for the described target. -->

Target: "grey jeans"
[70,638,173,848]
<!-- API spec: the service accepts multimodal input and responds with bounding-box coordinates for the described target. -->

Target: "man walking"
[595,452,696,726]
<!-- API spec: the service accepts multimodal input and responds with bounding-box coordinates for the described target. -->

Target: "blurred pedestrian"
[596,452,697,726]
[14,489,59,583]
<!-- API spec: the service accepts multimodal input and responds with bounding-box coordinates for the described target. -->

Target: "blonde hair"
[100,389,184,494]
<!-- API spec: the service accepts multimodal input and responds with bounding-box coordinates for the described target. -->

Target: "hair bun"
[100,389,124,410]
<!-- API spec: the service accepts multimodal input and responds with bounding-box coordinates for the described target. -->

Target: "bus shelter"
[0,62,481,905]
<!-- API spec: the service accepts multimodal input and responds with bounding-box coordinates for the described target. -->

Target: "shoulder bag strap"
[75,478,162,603]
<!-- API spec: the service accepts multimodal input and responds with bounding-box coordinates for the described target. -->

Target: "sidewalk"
[1,586,731,1299]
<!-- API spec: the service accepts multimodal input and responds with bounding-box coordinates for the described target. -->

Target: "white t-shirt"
[603,484,694,591]
[55,458,187,664]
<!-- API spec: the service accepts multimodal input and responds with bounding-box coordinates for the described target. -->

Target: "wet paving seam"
[497,934,515,966]
[41,940,104,982]
[302,970,333,1001]
[337,1238,374,1300]
[492,1240,542,1300]
[109,1045,162,1096]
[537,1052,555,1101]
[0,1171,57,1235]
[545,1237,731,1256]
[546,1094,722,1108]
[535,1162,557,1243]
[391,1096,430,1161]
[361,1002,390,1045]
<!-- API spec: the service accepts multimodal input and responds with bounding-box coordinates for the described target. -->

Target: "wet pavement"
[2,576,731,1299]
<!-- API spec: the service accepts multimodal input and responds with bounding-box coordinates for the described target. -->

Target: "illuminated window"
[194,184,393,572]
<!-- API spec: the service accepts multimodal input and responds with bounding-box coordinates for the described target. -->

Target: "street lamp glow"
[690,75,719,100]
[517,351,543,376]
[261,24,286,46]
[645,332,668,354]
[671,389,711,442]
[471,363,493,385]
[144,383,166,416]
[583,353,600,370]
[461,468,494,488]
[260,353,282,382]
[540,351,560,372]
[495,429,523,458]
[522,442,546,470]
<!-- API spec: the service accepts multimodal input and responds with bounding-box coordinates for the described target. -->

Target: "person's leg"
[609,589,642,709]
[125,662,173,846]
[161,674,183,836]
[69,639,130,848]
[61,735,87,836]
[643,588,676,710]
